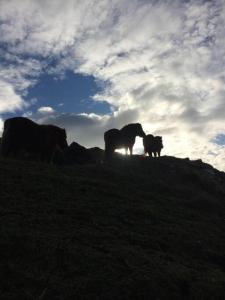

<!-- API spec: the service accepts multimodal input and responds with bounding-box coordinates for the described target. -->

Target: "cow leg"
[110,147,115,157]
[105,144,112,158]
[143,148,147,156]
[105,146,115,160]
[129,147,133,156]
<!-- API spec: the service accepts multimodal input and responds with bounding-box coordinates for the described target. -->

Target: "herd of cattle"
[0,117,163,163]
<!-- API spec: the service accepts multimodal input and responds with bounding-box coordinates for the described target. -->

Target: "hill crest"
[0,155,225,299]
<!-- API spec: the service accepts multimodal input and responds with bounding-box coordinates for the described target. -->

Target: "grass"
[0,155,225,299]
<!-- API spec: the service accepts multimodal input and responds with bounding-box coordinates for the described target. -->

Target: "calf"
[143,134,163,157]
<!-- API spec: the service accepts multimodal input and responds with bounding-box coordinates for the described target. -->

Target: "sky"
[0,0,225,171]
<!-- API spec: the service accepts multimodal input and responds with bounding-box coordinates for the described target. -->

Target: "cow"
[143,134,163,157]
[1,117,68,162]
[104,123,146,158]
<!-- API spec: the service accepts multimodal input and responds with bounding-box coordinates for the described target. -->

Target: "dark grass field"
[0,155,225,299]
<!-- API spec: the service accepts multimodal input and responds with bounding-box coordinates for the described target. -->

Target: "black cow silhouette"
[104,123,146,157]
[1,117,68,162]
[143,134,163,157]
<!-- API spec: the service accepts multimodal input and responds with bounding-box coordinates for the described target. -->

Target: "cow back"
[1,117,68,161]
[1,117,40,156]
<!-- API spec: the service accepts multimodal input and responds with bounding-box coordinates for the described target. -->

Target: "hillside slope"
[0,155,225,299]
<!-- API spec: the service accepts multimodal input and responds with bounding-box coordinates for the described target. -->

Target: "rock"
[87,147,104,163]
[65,142,93,164]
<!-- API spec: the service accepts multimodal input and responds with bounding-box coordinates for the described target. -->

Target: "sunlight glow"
[115,149,126,155]
[115,137,145,155]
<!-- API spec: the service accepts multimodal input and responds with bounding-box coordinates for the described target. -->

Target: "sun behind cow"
[104,123,146,158]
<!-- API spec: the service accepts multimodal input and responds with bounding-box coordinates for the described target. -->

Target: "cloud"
[37,106,55,114]
[0,0,225,170]
[0,48,42,114]
[39,113,107,148]
[0,80,27,113]
[34,108,139,148]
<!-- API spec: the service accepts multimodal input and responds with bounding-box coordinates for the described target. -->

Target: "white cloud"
[0,80,27,113]
[0,0,225,170]
[34,108,139,148]
[22,111,33,118]
[0,51,42,114]
[37,106,55,114]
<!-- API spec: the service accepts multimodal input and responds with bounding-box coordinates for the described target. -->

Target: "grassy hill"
[0,155,225,299]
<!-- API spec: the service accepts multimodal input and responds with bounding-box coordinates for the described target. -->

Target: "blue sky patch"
[212,134,225,146]
[23,71,111,115]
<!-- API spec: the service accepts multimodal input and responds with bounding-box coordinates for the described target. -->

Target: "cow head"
[135,123,146,138]
[155,136,163,149]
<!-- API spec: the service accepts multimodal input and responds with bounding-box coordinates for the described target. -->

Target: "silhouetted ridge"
[0,155,225,299]
[1,119,225,299]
